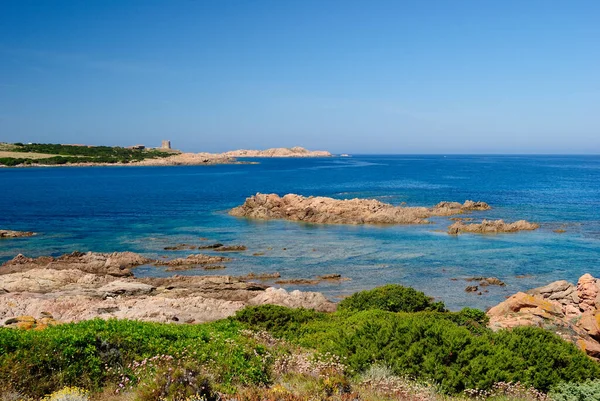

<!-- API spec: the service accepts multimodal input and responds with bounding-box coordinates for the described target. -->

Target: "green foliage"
[549,380,600,401]
[133,361,217,401]
[0,319,271,397]
[232,305,326,339]
[337,284,446,313]
[233,286,599,395]
[0,143,171,166]
[291,310,599,394]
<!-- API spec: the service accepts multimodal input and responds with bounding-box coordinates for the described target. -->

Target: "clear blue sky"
[1,1,599,154]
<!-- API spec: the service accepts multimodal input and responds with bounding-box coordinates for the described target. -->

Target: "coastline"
[0,149,332,168]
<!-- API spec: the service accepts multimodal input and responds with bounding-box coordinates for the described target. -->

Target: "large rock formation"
[0,251,336,326]
[0,229,35,238]
[488,274,600,358]
[448,219,540,234]
[222,147,331,158]
[230,193,491,225]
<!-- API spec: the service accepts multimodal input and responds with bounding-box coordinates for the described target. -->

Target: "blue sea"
[1,155,599,311]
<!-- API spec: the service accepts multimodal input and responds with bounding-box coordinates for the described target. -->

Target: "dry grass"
[0,151,66,159]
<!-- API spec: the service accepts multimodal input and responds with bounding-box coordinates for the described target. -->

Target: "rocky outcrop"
[230,193,490,225]
[133,153,238,166]
[222,147,331,158]
[0,251,336,326]
[154,254,232,271]
[488,274,600,358]
[448,219,539,234]
[0,230,35,238]
[0,251,152,277]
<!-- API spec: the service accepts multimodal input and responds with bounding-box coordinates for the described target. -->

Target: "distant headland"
[0,142,332,167]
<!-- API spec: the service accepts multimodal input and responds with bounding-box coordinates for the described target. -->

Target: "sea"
[1,155,599,311]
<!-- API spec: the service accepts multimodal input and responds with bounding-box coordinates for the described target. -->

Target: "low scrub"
[1,284,599,399]
[0,319,272,397]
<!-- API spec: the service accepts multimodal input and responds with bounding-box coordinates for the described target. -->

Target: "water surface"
[1,155,599,310]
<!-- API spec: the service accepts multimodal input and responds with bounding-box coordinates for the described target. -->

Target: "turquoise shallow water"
[1,155,599,310]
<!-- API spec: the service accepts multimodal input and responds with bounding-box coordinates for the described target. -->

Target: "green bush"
[291,310,599,394]
[232,305,325,339]
[338,284,446,313]
[550,380,600,401]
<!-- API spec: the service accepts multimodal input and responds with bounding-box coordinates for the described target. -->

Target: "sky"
[0,0,599,154]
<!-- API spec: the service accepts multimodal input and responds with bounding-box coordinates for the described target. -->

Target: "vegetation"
[0,284,598,400]
[548,380,600,401]
[338,284,447,313]
[0,143,171,166]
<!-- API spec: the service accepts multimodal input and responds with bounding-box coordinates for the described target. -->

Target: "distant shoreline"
[0,143,332,167]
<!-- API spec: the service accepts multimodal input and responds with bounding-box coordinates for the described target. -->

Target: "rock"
[198,243,224,250]
[213,245,247,252]
[465,285,479,292]
[0,268,113,293]
[230,193,491,225]
[0,251,152,277]
[488,274,600,359]
[252,252,265,256]
[164,244,197,251]
[222,147,332,158]
[0,267,337,326]
[4,315,58,330]
[248,287,336,312]
[156,254,231,267]
[239,272,281,280]
[203,265,226,270]
[0,230,36,238]
[466,277,506,286]
[275,278,321,285]
[97,281,155,297]
[579,311,600,340]
[318,274,343,280]
[577,274,599,312]
[448,219,539,235]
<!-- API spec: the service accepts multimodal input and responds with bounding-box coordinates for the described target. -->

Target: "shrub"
[549,380,600,401]
[284,310,600,394]
[338,284,446,313]
[233,305,325,339]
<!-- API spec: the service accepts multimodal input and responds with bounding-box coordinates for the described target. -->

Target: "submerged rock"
[448,219,539,235]
[213,245,247,252]
[230,193,490,225]
[488,274,600,359]
[155,254,231,267]
[466,277,506,286]
[0,230,36,238]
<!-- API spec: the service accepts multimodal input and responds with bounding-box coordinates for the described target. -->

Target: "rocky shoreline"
[488,273,600,359]
[1,147,331,168]
[2,249,599,361]
[0,251,335,326]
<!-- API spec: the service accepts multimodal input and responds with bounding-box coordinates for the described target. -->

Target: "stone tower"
[161,140,171,150]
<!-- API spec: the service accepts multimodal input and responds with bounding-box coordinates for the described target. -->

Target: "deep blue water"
[1,155,599,310]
